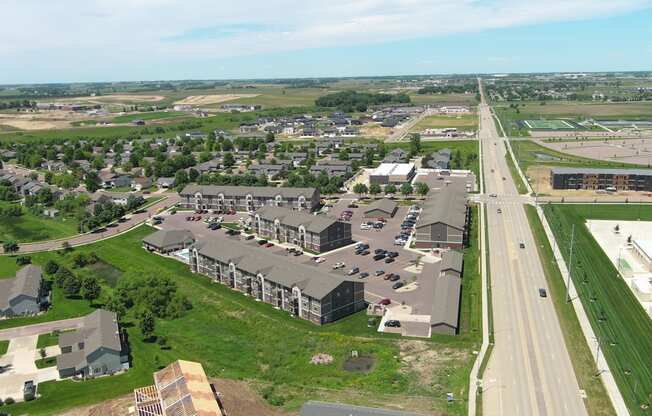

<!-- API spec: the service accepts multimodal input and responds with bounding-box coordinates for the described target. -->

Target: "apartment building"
[414,183,468,249]
[179,185,320,212]
[190,238,365,324]
[253,206,352,253]
[550,167,652,191]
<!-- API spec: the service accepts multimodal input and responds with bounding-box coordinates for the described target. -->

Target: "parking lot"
[157,197,440,321]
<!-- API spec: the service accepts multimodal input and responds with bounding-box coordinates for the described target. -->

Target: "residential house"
[131,177,152,192]
[56,309,129,378]
[0,265,47,317]
[156,177,176,189]
[382,148,409,163]
[143,229,195,254]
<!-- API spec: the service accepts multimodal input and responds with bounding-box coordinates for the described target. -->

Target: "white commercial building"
[369,163,416,185]
[632,239,652,271]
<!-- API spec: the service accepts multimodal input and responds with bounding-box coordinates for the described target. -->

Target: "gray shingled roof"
[196,237,348,299]
[363,198,397,216]
[0,265,42,311]
[57,309,122,371]
[143,229,195,250]
[423,255,462,329]
[180,184,317,199]
[440,250,463,274]
[255,206,339,233]
[416,183,467,230]
[300,401,425,416]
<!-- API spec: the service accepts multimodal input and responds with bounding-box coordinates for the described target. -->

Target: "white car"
[315,257,326,263]
[360,224,372,230]
[332,262,345,269]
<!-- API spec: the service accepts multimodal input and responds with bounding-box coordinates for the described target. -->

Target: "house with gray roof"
[156,177,175,189]
[363,198,398,218]
[427,258,462,336]
[248,163,288,178]
[300,401,425,416]
[383,148,409,163]
[414,182,468,249]
[190,237,365,324]
[143,229,195,254]
[253,206,352,253]
[426,148,452,170]
[0,265,47,317]
[179,185,320,212]
[56,309,129,378]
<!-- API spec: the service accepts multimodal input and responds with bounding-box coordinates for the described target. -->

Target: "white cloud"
[0,0,650,80]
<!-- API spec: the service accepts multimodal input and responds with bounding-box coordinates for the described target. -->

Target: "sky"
[2,0,652,84]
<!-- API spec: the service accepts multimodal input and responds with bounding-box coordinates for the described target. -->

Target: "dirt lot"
[55,378,294,416]
[174,94,260,106]
[0,110,93,130]
[53,94,165,104]
[535,137,652,165]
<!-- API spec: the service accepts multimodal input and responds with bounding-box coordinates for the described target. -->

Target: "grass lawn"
[111,111,186,124]
[0,255,20,278]
[0,202,79,243]
[387,140,480,178]
[4,223,481,416]
[458,206,482,339]
[543,204,652,415]
[35,356,57,369]
[36,332,60,349]
[504,149,529,194]
[510,139,646,172]
[524,206,615,416]
[410,114,478,132]
[0,340,8,356]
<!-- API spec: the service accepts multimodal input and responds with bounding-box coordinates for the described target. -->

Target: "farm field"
[543,204,652,415]
[3,224,481,416]
[111,111,187,124]
[410,114,477,132]
[174,94,260,106]
[0,202,79,243]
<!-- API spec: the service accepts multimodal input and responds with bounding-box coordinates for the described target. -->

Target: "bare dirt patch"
[174,94,260,106]
[0,110,90,130]
[398,340,468,387]
[54,94,165,104]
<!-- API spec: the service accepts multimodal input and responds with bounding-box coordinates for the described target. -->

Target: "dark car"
[539,288,548,298]
[374,248,386,254]
[360,250,370,256]
[359,272,369,279]
[378,298,391,305]
[389,274,400,282]
[384,320,401,328]
[293,250,303,256]
[23,380,36,401]
[387,251,398,258]
[375,270,385,276]
[384,273,394,280]
[208,223,221,230]
[385,257,395,264]
[392,282,404,290]
[257,239,268,245]
[373,253,386,261]
[347,203,359,208]
[348,267,360,275]
[520,242,526,249]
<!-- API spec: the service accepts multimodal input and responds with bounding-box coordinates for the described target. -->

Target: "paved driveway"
[0,335,59,402]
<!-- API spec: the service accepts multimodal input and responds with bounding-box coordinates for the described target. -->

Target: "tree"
[400,183,413,196]
[353,183,368,196]
[384,184,397,194]
[63,274,81,297]
[223,152,235,168]
[139,310,156,340]
[81,276,101,304]
[157,335,169,349]
[84,171,101,193]
[415,182,429,196]
[15,255,31,265]
[2,240,18,253]
[105,293,126,319]
[54,267,72,288]
[369,183,382,196]
[44,260,59,275]
[39,348,46,359]
[409,133,421,156]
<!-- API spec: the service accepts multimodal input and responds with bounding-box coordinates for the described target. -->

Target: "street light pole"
[566,224,575,303]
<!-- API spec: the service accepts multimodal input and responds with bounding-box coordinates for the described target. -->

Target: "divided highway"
[479,81,588,416]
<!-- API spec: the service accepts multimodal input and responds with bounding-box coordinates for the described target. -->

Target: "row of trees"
[353,181,429,197]
[417,83,478,94]
[315,90,410,112]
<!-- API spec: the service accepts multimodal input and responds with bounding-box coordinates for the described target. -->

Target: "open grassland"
[4,223,481,416]
[410,114,478,132]
[544,204,652,415]
[511,139,648,172]
[524,206,615,416]
[410,93,479,107]
[0,340,8,356]
[495,102,652,136]
[0,202,79,243]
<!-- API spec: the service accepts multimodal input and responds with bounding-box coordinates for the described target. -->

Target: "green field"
[0,203,79,243]
[510,139,647,172]
[111,111,187,124]
[4,222,481,416]
[0,340,8,356]
[410,114,478,132]
[544,204,652,415]
[525,206,615,416]
[36,332,60,349]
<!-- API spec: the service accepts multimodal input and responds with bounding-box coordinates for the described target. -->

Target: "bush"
[15,255,31,265]
[44,260,59,275]
[3,398,14,405]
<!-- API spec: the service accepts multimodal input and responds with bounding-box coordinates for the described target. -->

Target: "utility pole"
[566,224,575,303]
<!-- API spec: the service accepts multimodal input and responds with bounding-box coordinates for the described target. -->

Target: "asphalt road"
[479,82,587,416]
[12,193,179,254]
[0,317,85,341]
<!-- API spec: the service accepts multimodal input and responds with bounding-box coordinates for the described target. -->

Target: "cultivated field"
[544,204,652,415]
[50,94,165,104]
[174,94,260,106]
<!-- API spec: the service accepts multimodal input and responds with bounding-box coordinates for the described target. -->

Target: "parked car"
[389,274,400,282]
[375,270,385,276]
[332,262,346,269]
[374,248,386,254]
[359,272,369,279]
[245,235,255,240]
[360,250,370,256]
[384,320,401,328]
[315,257,326,263]
[385,257,395,264]
[387,251,398,258]
[384,273,397,281]
[347,203,359,208]
[257,239,268,245]
[378,298,391,305]
[23,380,36,401]
[264,242,274,248]
[208,223,221,230]
[347,267,360,275]
[373,253,386,261]
[392,282,404,290]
